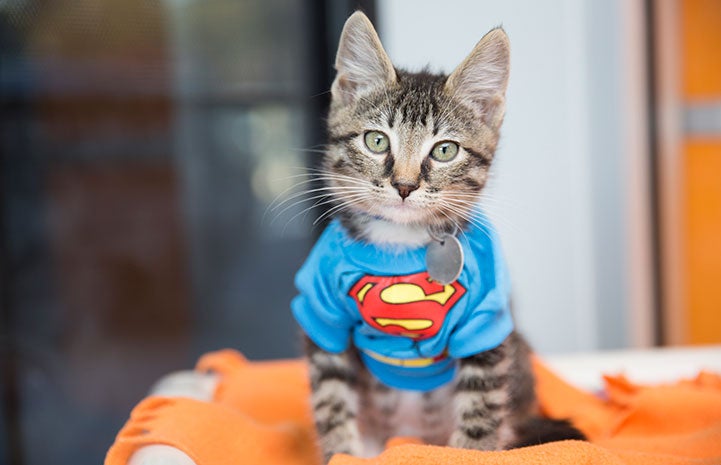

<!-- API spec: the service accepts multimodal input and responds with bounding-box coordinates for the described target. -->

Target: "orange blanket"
[105,350,721,465]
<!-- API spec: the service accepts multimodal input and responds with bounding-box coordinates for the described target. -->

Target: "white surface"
[128,445,197,465]
[377,0,651,353]
[148,371,218,401]
[127,371,218,465]
[545,345,721,392]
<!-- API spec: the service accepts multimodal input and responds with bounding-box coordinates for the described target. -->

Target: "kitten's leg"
[449,339,511,451]
[359,376,398,456]
[305,336,363,463]
[418,383,454,446]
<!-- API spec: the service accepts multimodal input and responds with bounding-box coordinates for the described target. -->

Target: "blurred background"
[0,0,719,464]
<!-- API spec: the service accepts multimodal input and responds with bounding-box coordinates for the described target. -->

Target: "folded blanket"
[105,350,721,465]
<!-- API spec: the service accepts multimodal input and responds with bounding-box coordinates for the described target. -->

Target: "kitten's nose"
[391,180,419,200]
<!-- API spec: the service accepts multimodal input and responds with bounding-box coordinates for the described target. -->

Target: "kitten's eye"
[430,141,459,162]
[364,131,390,154]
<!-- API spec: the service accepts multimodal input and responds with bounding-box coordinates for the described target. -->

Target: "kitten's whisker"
[311,176,374,187]
[305,89,331,100]
[263,175,348,223]
[312,193,371,226]
[271,185,368,213]
[272,192,343,224]
[271,189,369,224]
[281,198,332,233]
[435,209,470,245]
[445,199,518,242]
[299,169,377,188]
[436,199,495,243]
[262,177,318,225]
[273,196,331,227]
[282,193,360,230]
[295,148,329,155]
[453,197,520,235]
[281,192,370,234]
[312,201,362,230]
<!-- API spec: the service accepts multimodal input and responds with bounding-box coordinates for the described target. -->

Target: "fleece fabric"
[105,349,721,465]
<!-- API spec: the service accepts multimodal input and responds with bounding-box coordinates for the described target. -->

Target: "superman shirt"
[291,217,513,392]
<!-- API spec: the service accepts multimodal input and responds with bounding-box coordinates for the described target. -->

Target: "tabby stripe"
[329,132,360,144]
[344,145,370,170]
[313,398,347,412]
[460,347,507,368]
[460,177,483,191]
[430,98,442,136]
[382,153,395,178]
[455,374,507,392]
[401,103,410,124]
[315,410,357,436]
[460,403,502,422]
[310,366,358,390]
[461,420,501,440]
[463,147,492,167]
[420,157,431,182]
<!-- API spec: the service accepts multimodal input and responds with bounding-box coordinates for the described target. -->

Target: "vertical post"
[654,0,686,345]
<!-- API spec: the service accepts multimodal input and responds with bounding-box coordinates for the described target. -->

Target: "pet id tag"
[426,233,464,285]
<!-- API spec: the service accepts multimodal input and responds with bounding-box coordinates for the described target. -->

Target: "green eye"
[364,131,390,154]
[430,141,459,162]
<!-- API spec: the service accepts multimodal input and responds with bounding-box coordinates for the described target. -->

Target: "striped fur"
[306,332,545,460]
[304,12,584,462]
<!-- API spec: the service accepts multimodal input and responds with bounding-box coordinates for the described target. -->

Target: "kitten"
[292,11,584,463]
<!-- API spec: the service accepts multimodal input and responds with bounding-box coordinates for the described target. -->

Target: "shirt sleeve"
[447,220,514,358]
[446,295,514,358]
[291,226,355,353]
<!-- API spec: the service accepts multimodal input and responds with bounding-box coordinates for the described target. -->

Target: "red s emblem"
[349,271,466,339]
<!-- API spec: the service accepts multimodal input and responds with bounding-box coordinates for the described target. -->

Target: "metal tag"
[426,233,464,285]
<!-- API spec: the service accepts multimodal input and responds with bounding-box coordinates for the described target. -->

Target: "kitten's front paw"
[319,425,363,464]
[448,430,497,451]
[322,446,362,465]
[321,440,363,464]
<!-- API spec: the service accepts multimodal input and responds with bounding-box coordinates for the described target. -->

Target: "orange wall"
[680,0,721,344]
[682,0,721,98]
[684,141,721,343]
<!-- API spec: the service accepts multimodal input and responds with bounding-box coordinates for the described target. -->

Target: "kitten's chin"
[374,202,432,226]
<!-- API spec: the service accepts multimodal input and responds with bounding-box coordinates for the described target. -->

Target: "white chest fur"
[362,219,432,248]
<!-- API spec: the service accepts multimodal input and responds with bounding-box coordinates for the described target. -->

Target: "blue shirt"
[291,217,513,392]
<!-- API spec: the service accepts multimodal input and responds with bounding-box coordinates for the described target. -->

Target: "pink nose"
[392,180,419,200]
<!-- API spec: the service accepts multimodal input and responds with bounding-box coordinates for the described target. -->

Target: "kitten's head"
[323,12,509,244]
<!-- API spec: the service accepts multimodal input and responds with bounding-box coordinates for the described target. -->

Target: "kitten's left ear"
[331,11,397,106]
[446,28,510,129]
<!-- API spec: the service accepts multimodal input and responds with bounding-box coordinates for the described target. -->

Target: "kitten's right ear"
[446,28,510,130]
[331,11,396,106]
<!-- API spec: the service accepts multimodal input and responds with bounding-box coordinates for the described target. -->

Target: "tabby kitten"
[291,12,583,463]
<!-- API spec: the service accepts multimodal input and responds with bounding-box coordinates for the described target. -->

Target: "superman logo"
[349,271,466,339]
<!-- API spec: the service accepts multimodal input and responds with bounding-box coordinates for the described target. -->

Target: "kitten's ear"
[331,11,396,106]
[446,28,510,129]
